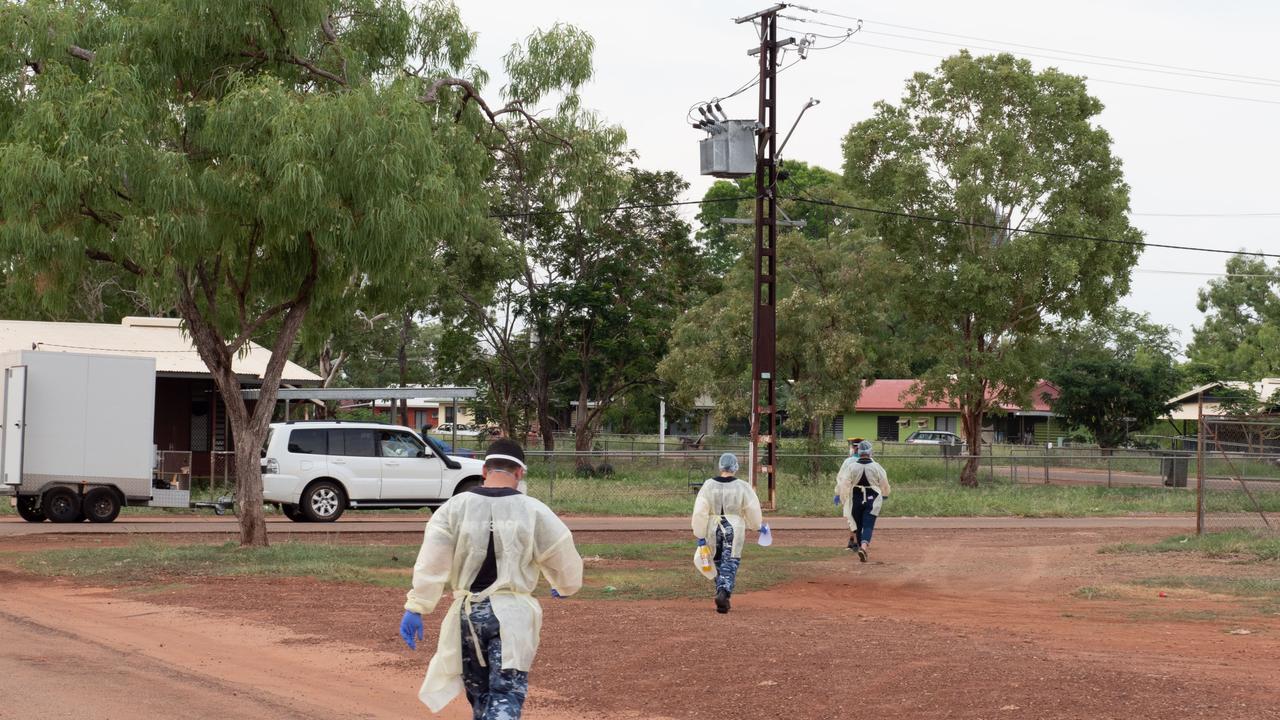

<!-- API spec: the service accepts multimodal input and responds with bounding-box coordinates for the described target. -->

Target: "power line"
[487,195,754,220]
[859,29,1280,89]
[1132,211,1280,218]
[791,4,1280,86]
[847,40,1280,107]
[784,196,1280,260]
[1134,268,1277,278]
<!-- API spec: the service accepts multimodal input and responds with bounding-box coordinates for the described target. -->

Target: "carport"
[241,386,479,447]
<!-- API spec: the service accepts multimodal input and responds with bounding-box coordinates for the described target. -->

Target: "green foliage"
[1047,309,1181,448]
[439,113,707,448]
[841,52,1142,483]
[1104,530,1280,562]
[1187,255,1280,381]
[0,0,598,544]
[662,161,890,434]
[1049,357,1180,448]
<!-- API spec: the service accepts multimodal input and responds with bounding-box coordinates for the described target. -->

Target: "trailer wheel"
[42,487,84,523]
[15,495,45,523]
[83,488,122,523]
[282,504,307,522]
[300,481,345,522]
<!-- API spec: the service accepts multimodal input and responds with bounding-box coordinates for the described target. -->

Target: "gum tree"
[843,52,1142,486]
[0,0,593,544]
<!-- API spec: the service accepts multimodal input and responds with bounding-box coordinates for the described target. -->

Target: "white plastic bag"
[694,544,716,580]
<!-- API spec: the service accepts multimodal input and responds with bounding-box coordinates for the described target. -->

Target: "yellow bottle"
[697,544,714,575]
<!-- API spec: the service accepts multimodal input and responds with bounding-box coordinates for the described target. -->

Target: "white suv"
[260,422,493,522]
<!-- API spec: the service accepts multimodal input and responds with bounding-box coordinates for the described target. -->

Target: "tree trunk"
[537,397,555,451]
[398,310,411,426]
[808,416,824,481]
[960,406,983,487]
[175,249,316,547]
[573,379,594,471]
[227,413,270,547]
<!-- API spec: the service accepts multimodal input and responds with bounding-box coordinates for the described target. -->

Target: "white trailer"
[0,350,194,523]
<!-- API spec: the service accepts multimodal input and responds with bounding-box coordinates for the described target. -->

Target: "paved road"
[0,513,1195,536]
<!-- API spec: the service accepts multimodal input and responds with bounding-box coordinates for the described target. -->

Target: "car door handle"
[385,461,400,466]
[332,459,346,465]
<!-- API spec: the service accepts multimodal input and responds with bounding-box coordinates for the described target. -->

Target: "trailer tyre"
[42,487,84,523]
[83,488,122,523]
[16,495,45,523]
[300,481,345,522]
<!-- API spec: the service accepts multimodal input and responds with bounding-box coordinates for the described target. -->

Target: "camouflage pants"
[461,599,529,720]
[714,518,740,594]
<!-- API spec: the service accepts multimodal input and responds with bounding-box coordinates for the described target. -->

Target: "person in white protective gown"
[834,439,891,562]
[691,452,765,614]
[399,438,583,719]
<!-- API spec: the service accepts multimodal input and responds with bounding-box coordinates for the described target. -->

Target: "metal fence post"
[1107,456,1112,488]
[1044,445,1050,484]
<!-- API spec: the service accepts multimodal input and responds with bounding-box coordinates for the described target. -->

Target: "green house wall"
[842,411,963,443]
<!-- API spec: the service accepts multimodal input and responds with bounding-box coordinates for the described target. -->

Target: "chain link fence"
[1198,415,1280,535]
[502,443,1208,517]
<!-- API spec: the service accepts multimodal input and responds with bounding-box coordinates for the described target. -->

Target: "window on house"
[190,399,211,452]
[935,417,958,433]
[876,416,900,442]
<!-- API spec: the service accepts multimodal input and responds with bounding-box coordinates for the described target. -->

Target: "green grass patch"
[1073,585,1121,600]
[17,540,841,601]
[1102,530,1280,562]
[1135,575,1280,598]
[528,470,1209,518]
[19,541,419,587]
[574,542,841,600]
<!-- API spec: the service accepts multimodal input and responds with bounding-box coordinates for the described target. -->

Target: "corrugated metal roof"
[855,379,1059,414]
[0,317,321,383]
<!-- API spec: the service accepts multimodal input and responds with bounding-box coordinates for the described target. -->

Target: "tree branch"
[420,78,572,150]
[67,45,95,63]
[84,248,144,276]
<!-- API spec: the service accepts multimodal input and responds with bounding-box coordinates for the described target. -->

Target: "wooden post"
[1196,391,1206,535]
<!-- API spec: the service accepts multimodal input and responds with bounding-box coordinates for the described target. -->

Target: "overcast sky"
[456,0,1280,348]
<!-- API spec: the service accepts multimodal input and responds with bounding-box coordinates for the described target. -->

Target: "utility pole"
[736,4,786,509]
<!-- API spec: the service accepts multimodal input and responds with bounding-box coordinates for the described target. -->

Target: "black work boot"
[715,588,730,614]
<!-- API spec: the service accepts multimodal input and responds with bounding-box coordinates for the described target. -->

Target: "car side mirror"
[417,450,428,458]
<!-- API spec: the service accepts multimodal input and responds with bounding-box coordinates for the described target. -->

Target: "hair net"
[718,453,740,473]
[856,440,874,457]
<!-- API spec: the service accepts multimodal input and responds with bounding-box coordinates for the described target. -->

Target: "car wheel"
[83,488,122,523]
[282,503,307,522]
[42,487,84,523]
[15,495,45,523]
[452,478,481,496]
[300,481,345,522]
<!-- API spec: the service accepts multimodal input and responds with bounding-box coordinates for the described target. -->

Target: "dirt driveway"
[1,527,1277,719]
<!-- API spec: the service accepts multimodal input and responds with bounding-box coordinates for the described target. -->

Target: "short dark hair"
[484,438,526,473]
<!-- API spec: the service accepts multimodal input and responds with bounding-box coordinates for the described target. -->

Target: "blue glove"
[833,495,841,506]
[400,610,423,650]
[759,523,771,536]
[696,538,707,547]
[550,588,562,599]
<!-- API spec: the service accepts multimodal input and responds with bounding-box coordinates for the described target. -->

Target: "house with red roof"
[838,379,1063,445]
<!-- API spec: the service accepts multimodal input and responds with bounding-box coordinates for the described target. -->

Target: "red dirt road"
[2,527,1278,719]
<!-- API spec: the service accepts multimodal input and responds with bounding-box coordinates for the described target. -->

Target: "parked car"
[433,422,479,437]
[261,421,497,522]
[905,430,963,446]
[435,441,476,459]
